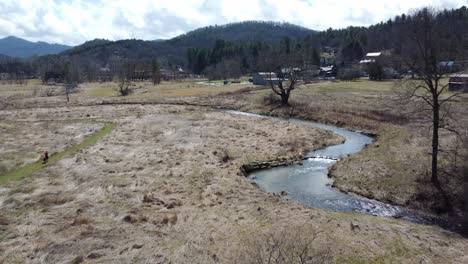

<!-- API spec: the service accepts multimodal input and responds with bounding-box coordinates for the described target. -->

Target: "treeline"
[0,55,162,85]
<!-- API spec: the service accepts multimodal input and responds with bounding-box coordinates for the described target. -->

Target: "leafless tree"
[117,60,135,96]
[63,62,82,102]
[260,52,304,106]
[395,8,466,211]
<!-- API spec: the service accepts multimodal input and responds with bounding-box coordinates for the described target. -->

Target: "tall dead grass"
[230,226,332,264]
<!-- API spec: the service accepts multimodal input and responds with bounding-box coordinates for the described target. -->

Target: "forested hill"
[167,21,315,48]
[53,21,317,65]
[0,36,71,58]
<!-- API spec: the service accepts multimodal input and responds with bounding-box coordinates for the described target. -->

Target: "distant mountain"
[56,21,317,64]
[61,38,160,62]
[0,36,72,58]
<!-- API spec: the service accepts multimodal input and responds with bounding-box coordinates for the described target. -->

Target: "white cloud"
[0,0,466,45]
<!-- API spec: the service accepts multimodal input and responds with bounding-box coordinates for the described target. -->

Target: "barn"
[252,72,280,85]
[448,74,468,92]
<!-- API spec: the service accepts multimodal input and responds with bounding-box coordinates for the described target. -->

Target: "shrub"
[232,226,332,264]
[119,79,132,96]
[338,68,362,81]
[263,92,281,105]
[368,62,384,80]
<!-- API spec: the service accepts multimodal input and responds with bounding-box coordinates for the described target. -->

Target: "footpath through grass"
[0,122,115,185]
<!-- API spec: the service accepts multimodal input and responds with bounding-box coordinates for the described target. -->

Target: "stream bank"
[228,110,455,230]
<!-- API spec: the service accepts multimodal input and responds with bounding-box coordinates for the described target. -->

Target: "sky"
[0,0,466,46]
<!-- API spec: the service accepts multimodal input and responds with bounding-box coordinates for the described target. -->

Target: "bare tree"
[117,60,134,96]
[63,62,82,102]
[260,52,304,106]
[396,8,466,211]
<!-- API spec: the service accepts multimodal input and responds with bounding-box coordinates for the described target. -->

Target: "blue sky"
[0,0,466,45]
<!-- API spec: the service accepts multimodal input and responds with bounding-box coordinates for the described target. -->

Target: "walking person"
[42,151,49,164]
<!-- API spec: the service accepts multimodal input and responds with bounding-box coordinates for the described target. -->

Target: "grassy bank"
[0,122,115,185]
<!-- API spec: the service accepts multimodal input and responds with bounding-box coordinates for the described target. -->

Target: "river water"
[227,110,452,227]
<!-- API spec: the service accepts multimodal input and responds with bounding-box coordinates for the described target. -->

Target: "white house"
[359,52,382,64]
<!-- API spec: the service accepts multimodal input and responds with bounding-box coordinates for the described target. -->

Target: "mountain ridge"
[47,21,317,66]
[0,36,72,58]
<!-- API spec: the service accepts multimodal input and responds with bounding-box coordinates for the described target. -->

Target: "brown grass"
[38,192,74,206]
[231,225,332,264]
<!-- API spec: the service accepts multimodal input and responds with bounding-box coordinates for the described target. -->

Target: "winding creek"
[228,111,452,228]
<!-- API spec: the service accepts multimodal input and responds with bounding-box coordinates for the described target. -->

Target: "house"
[320,51,336,66]
[97,66,112,82]
[359,52,382,64]
[161,67,192,81]
[252,72,280,85]
[319,66,334,77]
[449,74,468,92]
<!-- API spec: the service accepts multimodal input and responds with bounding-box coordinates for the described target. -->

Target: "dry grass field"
[0,79,467,263]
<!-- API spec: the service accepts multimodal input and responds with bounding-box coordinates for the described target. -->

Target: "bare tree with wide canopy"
[259,52,305,106]
[395,7,468,212]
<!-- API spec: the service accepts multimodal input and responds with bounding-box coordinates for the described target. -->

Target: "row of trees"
[0,58,162,85]
[117,59,161,96]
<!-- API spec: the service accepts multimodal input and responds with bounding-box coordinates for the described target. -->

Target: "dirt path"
[0,122,114,185]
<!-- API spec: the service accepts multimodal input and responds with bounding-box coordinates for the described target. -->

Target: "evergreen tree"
[312,48,320,66]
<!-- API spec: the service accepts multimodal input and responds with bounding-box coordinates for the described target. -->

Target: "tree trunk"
[431,99,439,185]
[280,92,289,106]
[431,96,452,212]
